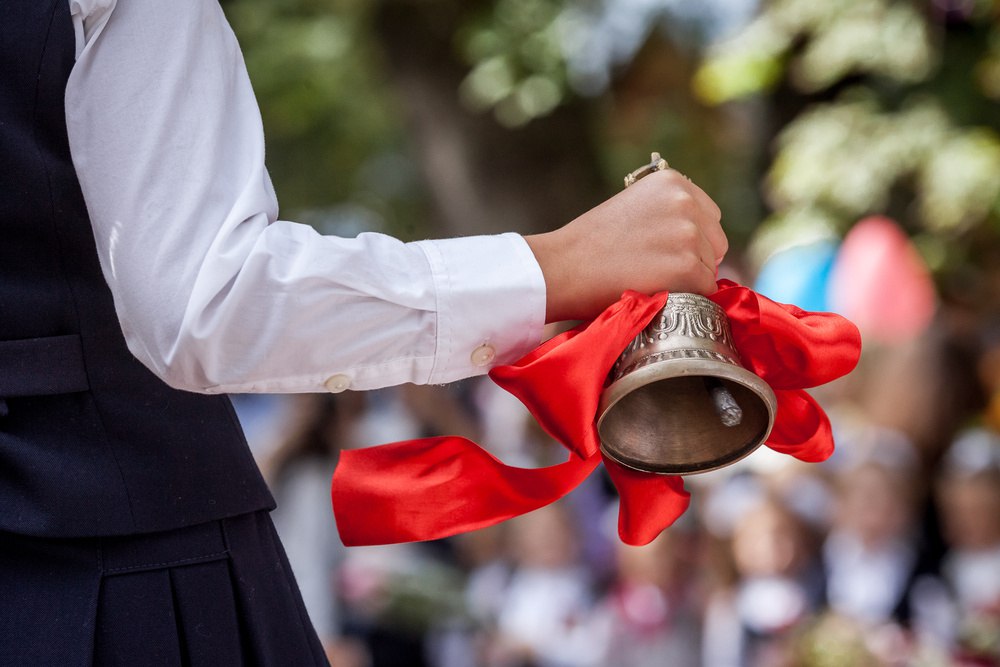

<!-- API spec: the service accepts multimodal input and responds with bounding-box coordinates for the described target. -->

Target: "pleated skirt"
[0,511,330,666]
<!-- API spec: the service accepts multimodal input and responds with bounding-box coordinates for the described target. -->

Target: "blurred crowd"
[233,313,1000,667]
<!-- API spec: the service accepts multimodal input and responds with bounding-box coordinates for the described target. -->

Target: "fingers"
[694,225,720,287]
[689,184,727,265]
[633,169,729,266]
[642,214,718,296]
[632,170,726,267]
[691,259,721,296]
[646,171,724,296]
[677,239,720,296]
[664,169,729,266]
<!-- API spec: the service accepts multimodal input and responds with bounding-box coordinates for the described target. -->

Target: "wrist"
[524,230,588,323]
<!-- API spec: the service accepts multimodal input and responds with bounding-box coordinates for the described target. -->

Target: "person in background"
[933,427,1000,664]
[702,491,824,667]
[822,427,923,627]
[478,503,596,667]
[816,426,925,663]
[586,520,704,667]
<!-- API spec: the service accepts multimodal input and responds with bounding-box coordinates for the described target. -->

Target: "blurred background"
[221,0,1000,665]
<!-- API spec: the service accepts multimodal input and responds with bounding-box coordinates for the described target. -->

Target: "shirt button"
[470,344,496,367]
[324,374,351,393]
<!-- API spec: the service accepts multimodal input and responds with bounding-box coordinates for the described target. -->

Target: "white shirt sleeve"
[64,0,546,395]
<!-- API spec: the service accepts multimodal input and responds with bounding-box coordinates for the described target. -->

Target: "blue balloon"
[753,241,838,312]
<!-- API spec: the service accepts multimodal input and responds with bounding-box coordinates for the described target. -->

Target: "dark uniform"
[0,2,328,664]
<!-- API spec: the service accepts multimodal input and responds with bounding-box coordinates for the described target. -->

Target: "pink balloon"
[829,216,936,343]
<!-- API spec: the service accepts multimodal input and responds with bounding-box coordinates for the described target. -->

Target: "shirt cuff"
[414,233,546,384]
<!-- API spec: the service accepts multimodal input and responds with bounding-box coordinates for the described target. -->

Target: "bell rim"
[598,438,765,476]
[596,357,777,476]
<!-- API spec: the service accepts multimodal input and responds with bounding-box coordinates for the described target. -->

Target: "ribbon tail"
[603,456,690,546]
[332,437,600,546]
[765,389,835,463]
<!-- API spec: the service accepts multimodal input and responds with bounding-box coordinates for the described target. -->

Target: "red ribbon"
[331,280,861,546]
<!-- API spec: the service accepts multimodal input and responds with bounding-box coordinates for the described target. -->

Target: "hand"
[525,168,728,322]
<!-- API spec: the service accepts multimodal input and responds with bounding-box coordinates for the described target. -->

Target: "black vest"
[0,0,274,537]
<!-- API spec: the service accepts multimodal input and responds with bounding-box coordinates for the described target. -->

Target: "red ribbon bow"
[331,280,861,546]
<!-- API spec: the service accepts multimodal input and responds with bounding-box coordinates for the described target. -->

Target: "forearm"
[66,0,545,394]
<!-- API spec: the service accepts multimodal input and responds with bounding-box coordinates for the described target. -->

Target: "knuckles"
[676,249,704,276]
[670,217,701,246]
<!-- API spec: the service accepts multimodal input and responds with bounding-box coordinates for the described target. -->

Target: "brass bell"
[596,292,777,475]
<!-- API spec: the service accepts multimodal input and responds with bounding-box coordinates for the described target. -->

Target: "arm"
[66,0,545,394]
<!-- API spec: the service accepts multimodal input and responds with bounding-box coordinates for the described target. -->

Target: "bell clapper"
[705,378,743,427]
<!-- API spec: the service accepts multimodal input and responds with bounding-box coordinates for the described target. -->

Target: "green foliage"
[694,0,936,103]
[791,613,880,667]
[697,0,1000,286]
[223,0,770,245]
[979,26,1000,99]
[224,0,1000,295]
[767,94,1000,232]
[457,0,572,127]
[222,0,428,237]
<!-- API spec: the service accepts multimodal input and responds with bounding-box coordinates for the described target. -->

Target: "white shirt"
[496,567,596,667]
[64,0,546,395]
[944,544,1000,611]
[823,530,916,624]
